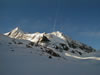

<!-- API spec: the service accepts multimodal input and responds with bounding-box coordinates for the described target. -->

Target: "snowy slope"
[0,27,100,75]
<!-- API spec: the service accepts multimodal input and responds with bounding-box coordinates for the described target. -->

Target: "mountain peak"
[14,27,19,31]
[11,27,23,33]
[4,27,24,38]
[52,31,63,36]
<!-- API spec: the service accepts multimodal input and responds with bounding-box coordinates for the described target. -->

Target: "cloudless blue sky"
[0,0,100,50]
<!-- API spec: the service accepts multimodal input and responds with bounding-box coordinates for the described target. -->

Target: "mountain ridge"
[4,27,96,57]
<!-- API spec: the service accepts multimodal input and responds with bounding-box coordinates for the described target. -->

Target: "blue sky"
[0,0,100,50]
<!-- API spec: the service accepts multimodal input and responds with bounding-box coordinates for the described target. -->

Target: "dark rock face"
[17,42,23,44]
[26,44,32,48]
[55,46,59,49]
[77,51,82,55]
[8,32,11,36]
[71,50,82,55]
[71,50,75,53]
[45,48,60,57]
[79,44,96,53]
[68,41,96,53]
[29,42,34,46]
[68,41,78,49]
[40,35,50,43]
[48,56,52,59]
[60,43,69,51]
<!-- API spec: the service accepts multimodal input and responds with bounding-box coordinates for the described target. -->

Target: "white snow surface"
[0,27,100,75]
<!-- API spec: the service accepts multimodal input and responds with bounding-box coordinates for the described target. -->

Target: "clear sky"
[0,0,100,50]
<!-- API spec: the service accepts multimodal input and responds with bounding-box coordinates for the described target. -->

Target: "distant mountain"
[4,27,96,58]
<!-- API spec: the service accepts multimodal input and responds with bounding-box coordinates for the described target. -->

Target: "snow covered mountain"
[4,27,96,56]
[1,27,100,75]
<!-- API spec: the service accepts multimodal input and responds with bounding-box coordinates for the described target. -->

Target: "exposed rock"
[60,43,69,51]
[71,50,75,53]
[40,35,50,43]
[29,42,34,46]
[68,41,78,49]
[48,56,52,59]
[26,44,32,48]
[45,48,60,57]
[17,42,23,44]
